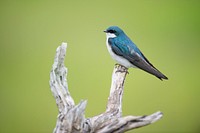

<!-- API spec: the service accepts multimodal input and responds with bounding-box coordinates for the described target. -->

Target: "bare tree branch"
[49,42,163,133]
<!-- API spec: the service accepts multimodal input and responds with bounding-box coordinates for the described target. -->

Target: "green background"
[0,0,199,133]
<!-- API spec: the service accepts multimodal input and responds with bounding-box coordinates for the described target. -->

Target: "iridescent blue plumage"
[104,26,168,80]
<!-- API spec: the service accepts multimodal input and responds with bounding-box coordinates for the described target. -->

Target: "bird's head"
[104,26,124,38]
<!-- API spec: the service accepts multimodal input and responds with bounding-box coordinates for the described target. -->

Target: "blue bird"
[104,26,168,80]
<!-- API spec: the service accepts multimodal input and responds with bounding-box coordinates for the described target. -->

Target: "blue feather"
[104,26,168,80]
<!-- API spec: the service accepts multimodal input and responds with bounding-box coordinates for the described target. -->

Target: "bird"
[104,26,168,80]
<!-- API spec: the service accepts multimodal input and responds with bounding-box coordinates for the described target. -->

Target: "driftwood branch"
[49,42,163,133]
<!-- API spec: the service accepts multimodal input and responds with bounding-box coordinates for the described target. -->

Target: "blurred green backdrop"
[0,0,200,133]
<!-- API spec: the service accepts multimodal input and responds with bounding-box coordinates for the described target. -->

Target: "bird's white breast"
[106,34,135,68]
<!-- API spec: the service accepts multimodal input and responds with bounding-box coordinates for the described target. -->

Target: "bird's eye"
[108,30,116,33]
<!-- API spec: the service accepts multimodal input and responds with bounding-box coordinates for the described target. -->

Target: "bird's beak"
[103,30,107,33]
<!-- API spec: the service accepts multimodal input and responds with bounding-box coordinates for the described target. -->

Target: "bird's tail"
[137,52,168,80]
[153,69,168,80]
[132,56,168,80]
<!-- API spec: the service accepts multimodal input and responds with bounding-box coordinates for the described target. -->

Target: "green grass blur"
[0,0,200,133]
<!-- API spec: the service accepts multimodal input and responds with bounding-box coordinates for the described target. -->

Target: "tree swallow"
[104,26,168,80]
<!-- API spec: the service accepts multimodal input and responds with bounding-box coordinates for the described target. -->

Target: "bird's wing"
[110,40,168,80]
[108,38,130,56]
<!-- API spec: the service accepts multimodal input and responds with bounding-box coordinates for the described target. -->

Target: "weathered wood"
[49,42,163,133]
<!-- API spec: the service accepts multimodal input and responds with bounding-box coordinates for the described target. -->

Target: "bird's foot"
[115,64,129,74]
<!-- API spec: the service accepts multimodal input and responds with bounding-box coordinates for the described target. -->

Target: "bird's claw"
[115,64,129,74]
